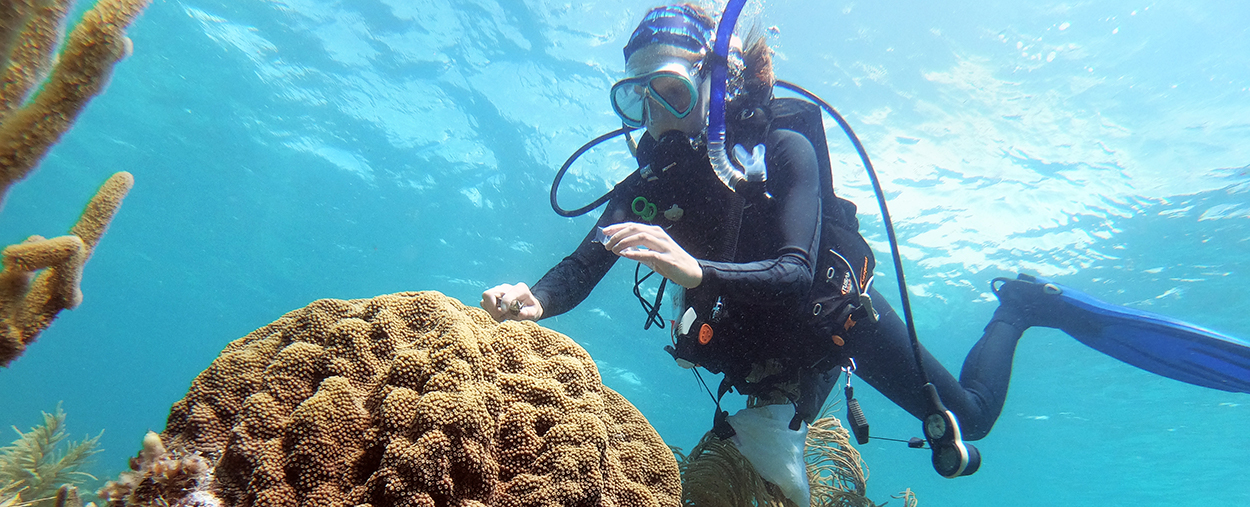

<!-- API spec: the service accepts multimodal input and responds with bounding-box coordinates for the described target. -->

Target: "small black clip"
[843,359,870,444]
[712,409,735,439]
[846,386,870,445]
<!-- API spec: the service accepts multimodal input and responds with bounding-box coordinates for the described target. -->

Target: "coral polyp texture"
[0,0,150,202]
[0,171,133,367]
[0,0,150,367]
[138,291,680,507]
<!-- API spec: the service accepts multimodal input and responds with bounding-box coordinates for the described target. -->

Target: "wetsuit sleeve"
[695,129,821,306]
[530,179,638,319]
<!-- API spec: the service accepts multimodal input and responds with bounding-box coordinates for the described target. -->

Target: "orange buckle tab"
[698,323,714,345]
[860,257,870,291]
[843,315,857,331]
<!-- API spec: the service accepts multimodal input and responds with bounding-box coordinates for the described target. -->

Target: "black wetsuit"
[532,128,1024,440]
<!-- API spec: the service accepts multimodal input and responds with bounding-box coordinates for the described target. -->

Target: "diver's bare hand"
[601,222,703,289]
[481,283,544,322]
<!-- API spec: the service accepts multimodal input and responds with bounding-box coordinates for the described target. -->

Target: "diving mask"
[610,61,702,128]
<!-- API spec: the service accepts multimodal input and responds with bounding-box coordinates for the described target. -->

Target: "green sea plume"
[0,406,101,507]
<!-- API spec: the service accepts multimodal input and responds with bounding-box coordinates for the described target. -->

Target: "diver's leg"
[953,306,1027,439]
[845,287,1022,440]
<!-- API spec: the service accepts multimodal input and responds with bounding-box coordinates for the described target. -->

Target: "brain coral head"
[146,291,680,507]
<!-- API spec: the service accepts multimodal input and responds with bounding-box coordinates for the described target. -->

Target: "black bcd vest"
[662,97,878,397]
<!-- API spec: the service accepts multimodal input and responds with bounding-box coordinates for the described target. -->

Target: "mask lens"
[650,74,695,115]
[611,81,646,126]
[610,63,698,126]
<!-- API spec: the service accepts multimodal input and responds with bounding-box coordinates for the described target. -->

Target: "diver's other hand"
[601,222,703,289]
[481,283,544,322]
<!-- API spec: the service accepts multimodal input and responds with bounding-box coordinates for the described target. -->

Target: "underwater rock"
[131,291,680,507]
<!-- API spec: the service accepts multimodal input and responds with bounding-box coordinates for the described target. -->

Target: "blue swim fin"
[994,274,1250,394]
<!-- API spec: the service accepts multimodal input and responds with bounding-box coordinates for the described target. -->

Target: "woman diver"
[480,1,1250,495]
[480,0,1032,478]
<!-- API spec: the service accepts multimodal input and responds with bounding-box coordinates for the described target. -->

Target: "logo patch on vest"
[840,272,854,295]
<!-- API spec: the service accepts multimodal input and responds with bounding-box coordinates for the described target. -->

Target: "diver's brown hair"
[741,25,775,106]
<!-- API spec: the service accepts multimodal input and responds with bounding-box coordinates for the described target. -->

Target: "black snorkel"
[548,1,979,479]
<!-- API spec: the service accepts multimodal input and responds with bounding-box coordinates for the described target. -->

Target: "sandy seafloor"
[2,0,1248,504]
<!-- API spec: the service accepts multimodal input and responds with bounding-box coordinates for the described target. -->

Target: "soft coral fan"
[0,406,102,507]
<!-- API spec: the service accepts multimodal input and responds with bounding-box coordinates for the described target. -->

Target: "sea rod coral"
[0,0,149,367]
[1,0,150,199]
[102,291,682,507]
[0,171,132,367]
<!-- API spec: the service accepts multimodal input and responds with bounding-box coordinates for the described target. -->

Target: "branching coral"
[0,484,91,507]
[890,488,918,507]
[106,291,681,506]
[0,0,150,201]
[0,171,132,367]
[0,0,149,367]
[0,406,102,507]
[1,485,95,507]
[675,432,790,507]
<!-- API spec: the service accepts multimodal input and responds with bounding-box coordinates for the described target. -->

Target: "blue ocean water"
[2,0,1248,504]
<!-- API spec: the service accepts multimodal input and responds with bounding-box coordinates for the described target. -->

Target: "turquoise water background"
[3,0,1248,504]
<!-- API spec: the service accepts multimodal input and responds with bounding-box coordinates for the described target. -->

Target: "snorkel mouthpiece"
[708,0,751,190]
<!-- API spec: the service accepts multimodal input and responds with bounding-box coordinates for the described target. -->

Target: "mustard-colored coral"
[1,0,150,199]
[0,171,132,367]
[805,414,873,507]
[125,291,680,507]
[0,0,149,367]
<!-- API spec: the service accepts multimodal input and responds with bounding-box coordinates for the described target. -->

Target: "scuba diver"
[482,1,1250,500]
